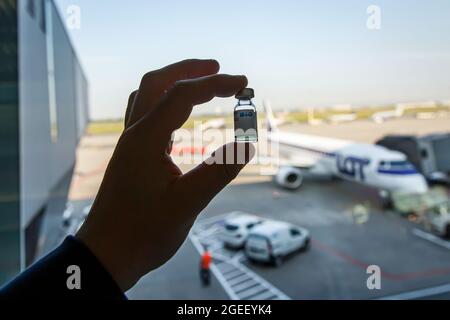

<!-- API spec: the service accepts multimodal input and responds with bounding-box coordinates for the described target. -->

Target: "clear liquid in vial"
[234,105,258,143]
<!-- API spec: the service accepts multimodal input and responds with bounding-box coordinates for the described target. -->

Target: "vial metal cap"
[235,88,255,100]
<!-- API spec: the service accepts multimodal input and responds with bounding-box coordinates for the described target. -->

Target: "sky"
[54,0,450,120]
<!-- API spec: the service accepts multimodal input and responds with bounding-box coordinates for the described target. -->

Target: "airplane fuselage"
[269,131,428,195]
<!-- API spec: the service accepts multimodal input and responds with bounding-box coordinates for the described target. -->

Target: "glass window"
[225,224,239,232]
[378,160,416,171]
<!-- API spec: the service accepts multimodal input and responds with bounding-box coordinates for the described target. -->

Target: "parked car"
[427,201,450,239]
[219,213,265,249]
[245,221,310,266]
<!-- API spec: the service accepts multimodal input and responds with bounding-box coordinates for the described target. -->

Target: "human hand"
[76,59,255,291]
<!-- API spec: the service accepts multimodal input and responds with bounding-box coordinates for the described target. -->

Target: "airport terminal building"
[0,0,89,286]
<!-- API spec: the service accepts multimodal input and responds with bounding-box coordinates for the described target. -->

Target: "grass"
[86,116,229,134]
[86,105,449,135]
[87,120,124,135]
[285,106,396,123]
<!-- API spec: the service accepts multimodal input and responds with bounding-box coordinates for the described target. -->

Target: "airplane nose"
[406,175,429,194]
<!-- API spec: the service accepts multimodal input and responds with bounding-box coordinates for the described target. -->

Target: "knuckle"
[141,71,158,87]
[128,90,138,102]
[172,80,189,92]
[168,80,190,101]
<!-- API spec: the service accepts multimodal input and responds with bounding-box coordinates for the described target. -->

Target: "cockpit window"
[378,160,417,173]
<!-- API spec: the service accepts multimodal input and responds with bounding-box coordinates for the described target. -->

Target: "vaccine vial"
[234,88,258,143]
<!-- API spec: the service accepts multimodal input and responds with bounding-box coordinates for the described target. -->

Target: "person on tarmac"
[200,246,212,287]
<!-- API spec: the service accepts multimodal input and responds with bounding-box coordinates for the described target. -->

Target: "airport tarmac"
[189,179,450,300]
[60,176,450,300]
[42,116,450,300]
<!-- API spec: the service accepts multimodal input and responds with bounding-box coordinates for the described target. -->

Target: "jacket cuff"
[0,236,127,300]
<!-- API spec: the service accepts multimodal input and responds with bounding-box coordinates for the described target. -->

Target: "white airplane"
[200,118,226,131]
[371,108,403,123]
[328,113,357,124]
[263,102,429,199]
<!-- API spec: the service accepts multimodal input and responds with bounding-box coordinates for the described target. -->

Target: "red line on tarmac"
[312,239,450,281]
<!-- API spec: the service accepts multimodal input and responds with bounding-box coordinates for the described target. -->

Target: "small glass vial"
[234,88,258,143]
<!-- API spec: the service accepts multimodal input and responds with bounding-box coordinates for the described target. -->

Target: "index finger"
[129,59,220,125]
[149,74,248,134]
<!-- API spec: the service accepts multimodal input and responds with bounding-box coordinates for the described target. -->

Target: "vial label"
[234,109,258,143]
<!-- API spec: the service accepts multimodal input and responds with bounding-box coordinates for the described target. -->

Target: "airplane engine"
[275,166,303,190]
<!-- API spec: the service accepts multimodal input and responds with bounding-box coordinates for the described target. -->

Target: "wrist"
[75,221,137,292]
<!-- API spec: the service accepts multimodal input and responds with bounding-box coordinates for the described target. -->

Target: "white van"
[427,201,450,239]
[245,221,310,266]
[220,213,265,249]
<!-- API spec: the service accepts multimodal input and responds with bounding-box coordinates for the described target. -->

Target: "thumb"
[174,143,256,214]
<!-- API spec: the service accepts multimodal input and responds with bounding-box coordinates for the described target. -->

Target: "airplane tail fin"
[263,100,278,132]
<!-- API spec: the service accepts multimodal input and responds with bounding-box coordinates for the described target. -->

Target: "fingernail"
[209,59,220,67]
[239,75,248,83]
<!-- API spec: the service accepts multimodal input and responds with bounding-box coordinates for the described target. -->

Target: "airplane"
[371,101,439,123]
[328,113,357,124]
[263,101,429,203]
[371,108,403,123]
[200,118,226,131]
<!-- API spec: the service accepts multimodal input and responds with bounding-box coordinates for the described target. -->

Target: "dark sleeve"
[0,236,127,300]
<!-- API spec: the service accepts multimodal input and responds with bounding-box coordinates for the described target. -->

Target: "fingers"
[150,74,248,135]
[129,59,220,126]
[173,143,255,214]
[124,90,138,128]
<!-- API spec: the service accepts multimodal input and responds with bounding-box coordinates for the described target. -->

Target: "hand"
[76,59,255,291]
